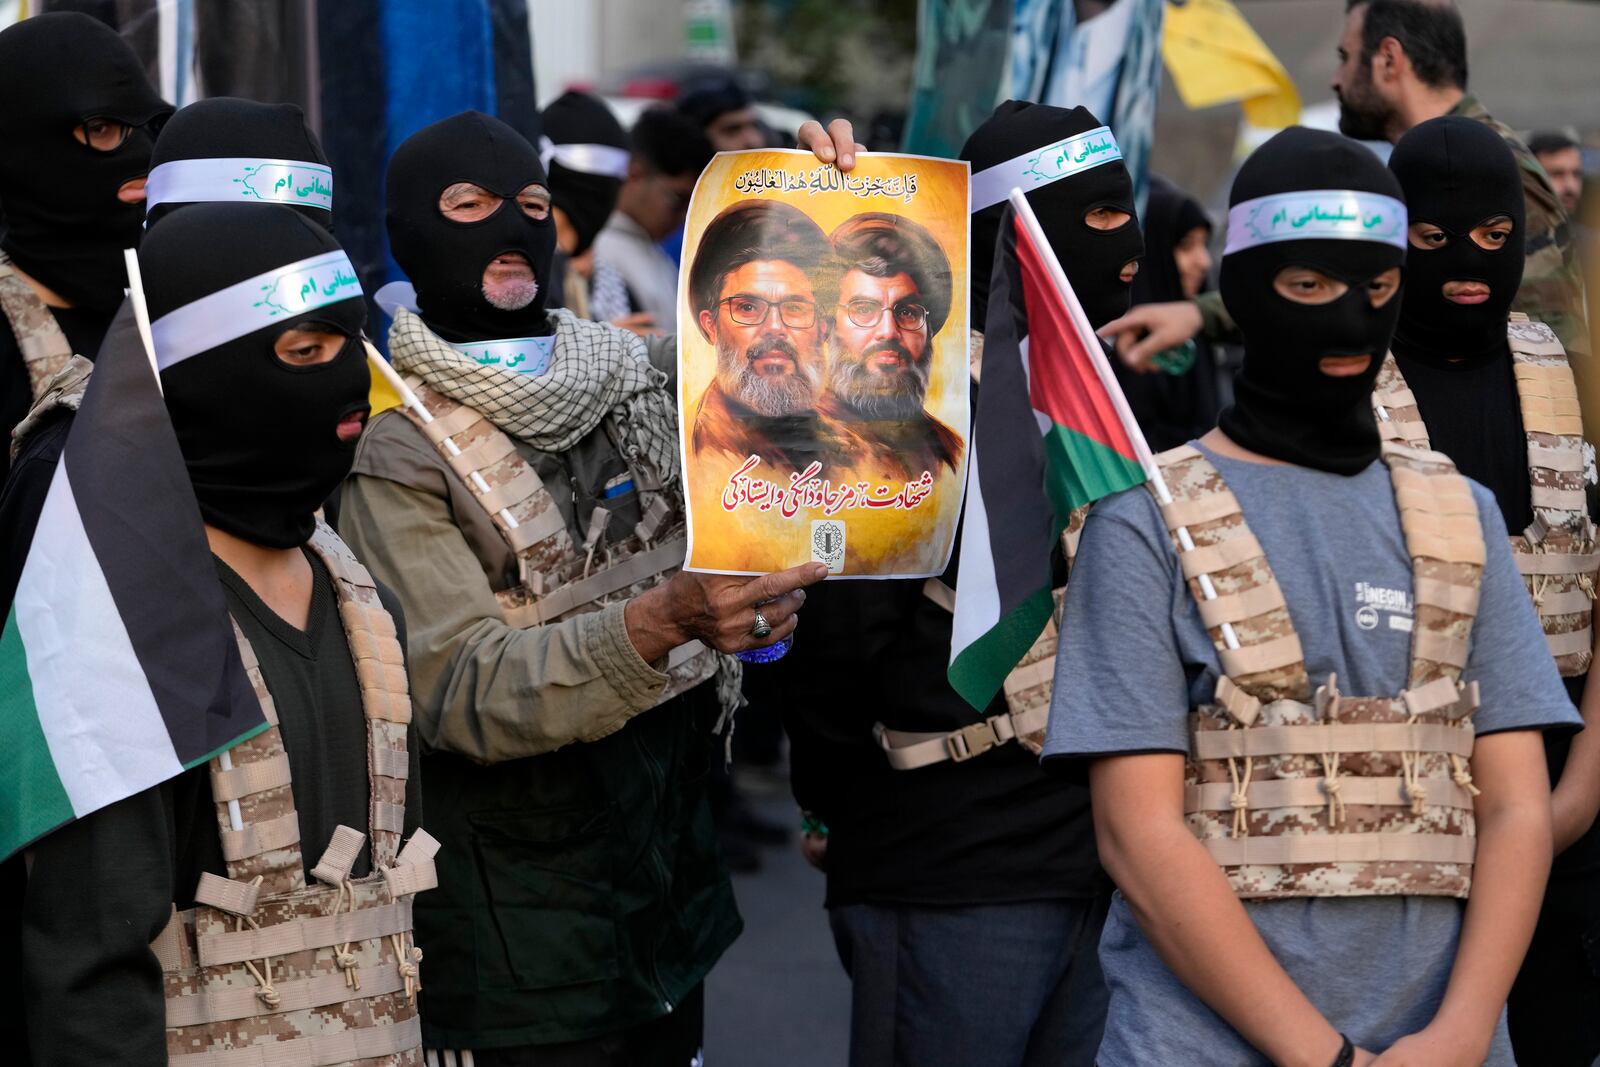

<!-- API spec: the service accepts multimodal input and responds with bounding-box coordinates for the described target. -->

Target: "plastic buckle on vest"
[947,720,1000,762]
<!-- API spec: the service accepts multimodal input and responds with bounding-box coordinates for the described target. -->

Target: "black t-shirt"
[0,302,113,475]
[767,528,1106,908]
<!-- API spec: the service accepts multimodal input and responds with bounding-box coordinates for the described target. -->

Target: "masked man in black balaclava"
[539,90,630,318]
[1047,126,1573,1066]
[1371,115,1600,1067]
[19,202,434,1067]
[0,12,170,461]
[766,103,1143,1067]
[339,109,824,1065]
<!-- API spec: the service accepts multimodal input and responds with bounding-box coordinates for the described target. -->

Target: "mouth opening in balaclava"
[142,203,370,549]
[0,12,172,313]
[386,110,559,344]
[541,91,630,258]
[145,97,334,231]
[1387,115,1525,369]
[1216,126,1408,475]
[961,100,1144,331]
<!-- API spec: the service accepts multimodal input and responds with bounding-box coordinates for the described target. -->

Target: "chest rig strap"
[0,251,74,403]
[1148,442,1485,900]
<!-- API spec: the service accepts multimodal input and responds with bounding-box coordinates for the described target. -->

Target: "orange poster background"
[678,149,971,578]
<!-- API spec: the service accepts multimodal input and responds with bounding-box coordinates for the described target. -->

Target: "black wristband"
[1329,1034,1355,1067]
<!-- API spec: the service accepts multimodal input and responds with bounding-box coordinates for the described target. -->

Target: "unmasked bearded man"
[339,111,824,1065]
[0,12,170,467]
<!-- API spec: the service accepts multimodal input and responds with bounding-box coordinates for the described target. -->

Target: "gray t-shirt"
[1043,443,1580,1065]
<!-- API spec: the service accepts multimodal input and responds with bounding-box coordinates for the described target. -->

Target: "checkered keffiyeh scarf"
[390,307,681,488]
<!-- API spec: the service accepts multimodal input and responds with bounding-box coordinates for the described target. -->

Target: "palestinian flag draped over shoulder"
[0,304,266,859]
[948,194,1150,711]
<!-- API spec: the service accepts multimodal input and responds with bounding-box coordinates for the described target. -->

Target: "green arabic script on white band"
[969,125,1122,213]
[1224,190,1408,255]
[145,157,333,213]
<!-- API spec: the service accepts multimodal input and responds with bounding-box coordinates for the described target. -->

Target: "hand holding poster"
[679,149,971,578]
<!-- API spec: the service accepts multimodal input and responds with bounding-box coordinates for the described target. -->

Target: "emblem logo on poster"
[812,520,845,572]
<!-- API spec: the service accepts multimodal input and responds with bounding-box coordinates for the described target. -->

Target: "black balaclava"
[1216,127,1408,475]
[961,101,1144,329]
[1388,116,1525,368]
[386,110,558,343]
[542,91,628,257]
[0,12,171,312]
[146,98,333,230]
[1133,174,1212,305]
[143,203,370,548]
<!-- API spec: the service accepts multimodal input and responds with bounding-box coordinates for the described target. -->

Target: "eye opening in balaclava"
[145,97,334,230]
[0,12,171,312]
[1215,125,1408,475]
[1387,115,1525,369]
[142,203,370,549]
[961,100,1144,331]
[386,110,559,344]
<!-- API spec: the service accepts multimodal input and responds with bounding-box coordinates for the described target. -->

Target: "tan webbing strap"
[0,252,74,400]
[309,825,366,886]
[1186,775,1475,813]
[373,802,406,835]
[1159,490,1243,530]
[372,745,409,779]
[1537,588,1595,617]
[1405,532,1487,567]
[414,402,482,443]
[193,872,262,917]
[1212,676,1263,726]
[219,811,301,863]
[1205,830,1475,867]
[385,829,442,898]
[1411,630,1470,670]
[444,431,518,480]
[1414,576,1481,616]
[210,754,293,803]
[502,504,568,553]
[1178,533,1266,580]
[197,899,413,968]
[1391,465,1477,511]
[474,465,545,514]
[1382,420,1430,444]
[1218,634,1305,678]
[1529,444,1587,473]
[166,962,407,1029]
[922,577,956,613]
[1003,655,1055,694]
[1192,721,1475,760]
[1517,550,1600,576]
[1158,444,1203,464]
[1531,484,1588,512]
[1379,387,1419,410]
[166,1014,421,1067]
[151,907,186,974]
[1197,580,1289,629]
[1548,627,1595,658]
[504,539,688,627]
[875,704,1052,770]
[1402,677,1474,718]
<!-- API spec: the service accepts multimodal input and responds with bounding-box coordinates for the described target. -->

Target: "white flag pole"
[1006,192,1240,652]
[125,248,246,831]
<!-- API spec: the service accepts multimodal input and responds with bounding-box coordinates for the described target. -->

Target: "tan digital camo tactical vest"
[1371,314,1598,676]
[1153,442,1483,900]
[399,376,719,699]
[153,523,437,1066]
[0,250,74,403]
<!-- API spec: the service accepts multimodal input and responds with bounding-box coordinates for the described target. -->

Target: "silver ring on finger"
[751,609,773,640]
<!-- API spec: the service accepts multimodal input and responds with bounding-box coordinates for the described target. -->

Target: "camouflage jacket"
[1200,95,1590,385]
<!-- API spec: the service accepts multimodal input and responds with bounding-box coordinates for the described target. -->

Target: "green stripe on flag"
[1043,423,1146,518]
[0,605,75,857]
[948,587,1056,713]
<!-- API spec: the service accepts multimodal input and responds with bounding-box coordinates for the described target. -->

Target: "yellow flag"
[365,341,404,417]
[1162,0,1300,129]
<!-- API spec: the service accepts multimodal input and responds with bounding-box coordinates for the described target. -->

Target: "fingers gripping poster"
[678,149,971,578]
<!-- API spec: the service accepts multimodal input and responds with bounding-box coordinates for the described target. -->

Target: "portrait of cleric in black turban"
[821,212,963,480]
[687,199,834,476]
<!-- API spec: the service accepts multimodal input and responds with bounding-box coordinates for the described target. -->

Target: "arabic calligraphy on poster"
[678,149,971,578]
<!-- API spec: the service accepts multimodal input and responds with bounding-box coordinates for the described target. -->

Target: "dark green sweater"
[20,552,420,1066]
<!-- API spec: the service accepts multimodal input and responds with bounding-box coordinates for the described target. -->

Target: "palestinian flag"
[947,194,1151,711]
[0,307,267,860]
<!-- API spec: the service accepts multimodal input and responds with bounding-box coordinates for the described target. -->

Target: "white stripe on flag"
[14,460,180,817]
[949,442,1001,662]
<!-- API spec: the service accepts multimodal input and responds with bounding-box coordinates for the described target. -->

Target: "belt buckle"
[946,720,998,762]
